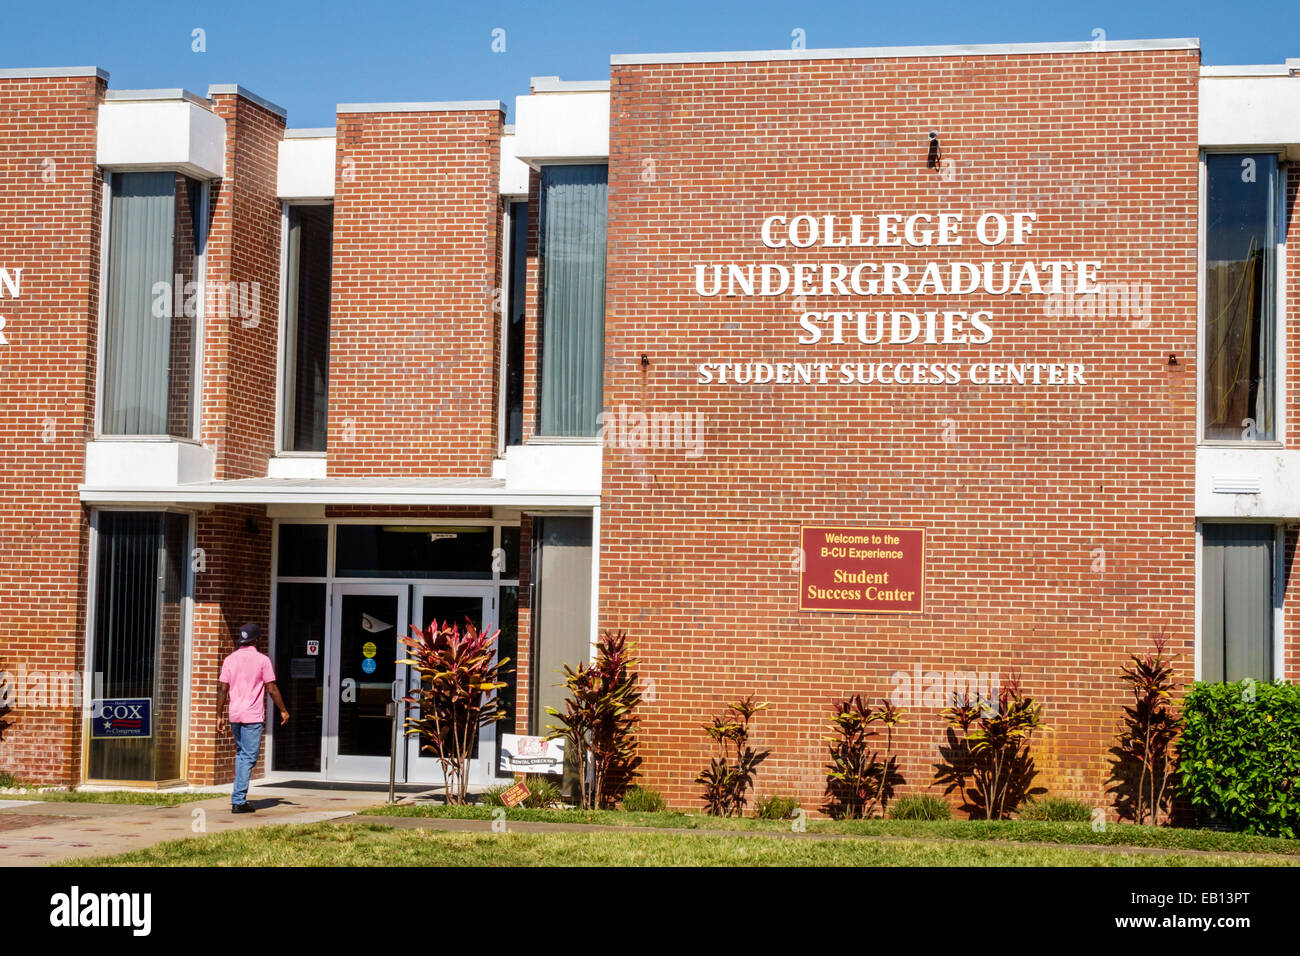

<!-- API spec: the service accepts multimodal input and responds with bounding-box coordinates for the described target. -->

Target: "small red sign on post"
[799,526,925,614]
[499,781,531,807]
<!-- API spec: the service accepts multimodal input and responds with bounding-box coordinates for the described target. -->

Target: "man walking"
[217,623,289,813]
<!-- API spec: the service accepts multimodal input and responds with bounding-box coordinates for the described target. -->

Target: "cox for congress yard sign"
[90,698,153,739]
[800,527,924,614]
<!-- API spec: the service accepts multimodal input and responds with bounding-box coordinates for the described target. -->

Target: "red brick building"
[0,39,1296,813]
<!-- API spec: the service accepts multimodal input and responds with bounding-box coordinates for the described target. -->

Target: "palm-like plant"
[936,676,1045,819]
[823,695,904,819]
[399,619,509,805]
[696,696,769,816]
[1109,634,1181,825]
[546,630,642,809]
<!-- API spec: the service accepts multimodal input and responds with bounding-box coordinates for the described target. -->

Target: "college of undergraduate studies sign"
[800,527,925,614]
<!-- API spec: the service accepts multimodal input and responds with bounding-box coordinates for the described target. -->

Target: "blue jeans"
[230,722,264,806]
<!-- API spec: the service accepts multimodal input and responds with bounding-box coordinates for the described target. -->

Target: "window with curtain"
[102,171,202,438]
[1200,523,1275,683]
[282,204,333,452]
[89,511,190,782]
[1203,153,1278,441]
[538,164,606,437]
[504,200,528,446]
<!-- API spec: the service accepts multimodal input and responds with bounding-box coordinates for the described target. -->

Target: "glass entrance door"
[405,586,501,785]
[326,585,409,780]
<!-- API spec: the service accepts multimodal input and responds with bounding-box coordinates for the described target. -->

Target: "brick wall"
[0,72,104,784]
[188,505,273,785]
[328,106,504,477]
[602,50,1203,812]
[202,92,285,478]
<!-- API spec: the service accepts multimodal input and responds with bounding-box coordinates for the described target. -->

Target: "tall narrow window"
[282,204,333,452]
[1201,523,1275,683]
[1203,153,1279,441]
[504,200,528,446]
[89,511,191,782]
[538,165,606,437]
[102,172,202,437]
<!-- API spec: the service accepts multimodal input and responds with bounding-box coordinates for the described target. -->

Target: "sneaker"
[231,803,255,814]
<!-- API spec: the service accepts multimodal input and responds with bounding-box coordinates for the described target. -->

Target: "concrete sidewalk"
[0,785,395,866]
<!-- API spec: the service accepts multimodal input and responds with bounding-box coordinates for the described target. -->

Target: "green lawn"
[363,804,1300,856]
[64,821,1298,867]
[1,788,214,806]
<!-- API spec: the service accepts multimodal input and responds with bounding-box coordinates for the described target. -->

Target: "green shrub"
[888,793,952,820]
[479,775,563,809]
[621,786,666,813]
[1019,796,1093,822]
[754,794,799,820]
[522,775,563,809]
[1179,680,1300,838]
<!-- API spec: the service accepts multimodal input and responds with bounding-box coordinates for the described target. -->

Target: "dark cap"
[237,623,261,646]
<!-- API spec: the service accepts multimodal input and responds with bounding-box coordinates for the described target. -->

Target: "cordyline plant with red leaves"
[823,695,905,819]
[545,630,642,810]
[1108,633,1182,826]
[0,662,13,749]
[935,675,1046,819]
[696,696,770,816]
[400,619,509,806]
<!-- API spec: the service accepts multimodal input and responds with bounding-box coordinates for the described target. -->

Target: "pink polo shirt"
[219,645,276,724]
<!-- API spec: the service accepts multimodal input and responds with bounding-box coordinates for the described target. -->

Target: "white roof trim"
[285,127,336,139]
[1201,65,1293,77]
[530,76,611,92]
[611,37,1200,65]
[336,100,506,114]
[207,84,287,119]
[104,88,209,108]
[0,65,108,80]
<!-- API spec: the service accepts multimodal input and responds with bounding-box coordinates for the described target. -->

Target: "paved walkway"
[0,785,399,866]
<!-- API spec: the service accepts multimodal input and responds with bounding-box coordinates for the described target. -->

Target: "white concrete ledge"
[499,133,530,196]
[513,90,609,165]
[504,442,602,494]
[84,439,215,488]
[1197,445,1300,519]
[267,456,328,480]
[1200,75,1300,154]
[611,37,1200,65]
[278,135,336,199]
[97,98,226,179]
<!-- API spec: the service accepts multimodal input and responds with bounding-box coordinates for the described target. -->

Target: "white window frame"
[1192,520,1285,683]
[81,507,197,785]
[274,199,333,458]
[1196,150,1288,447]
[93,171,210,443]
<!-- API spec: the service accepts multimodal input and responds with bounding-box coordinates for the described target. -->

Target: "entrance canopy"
[79,476,600,509]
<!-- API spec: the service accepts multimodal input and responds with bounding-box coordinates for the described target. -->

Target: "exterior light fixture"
[927,130,942,170]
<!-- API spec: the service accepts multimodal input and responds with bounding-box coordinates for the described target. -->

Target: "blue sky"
[1,0,1296,127]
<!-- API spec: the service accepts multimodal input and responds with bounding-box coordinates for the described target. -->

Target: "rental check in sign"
[800,526,925,614]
